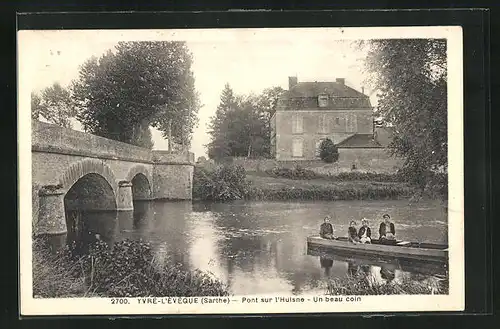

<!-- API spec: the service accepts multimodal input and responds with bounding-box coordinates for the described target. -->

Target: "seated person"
[358,218,372,244]
[319,216,336,239]
[348,220,360,243]
[379,214,396,244]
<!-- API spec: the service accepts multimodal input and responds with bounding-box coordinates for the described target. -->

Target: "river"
[73,199,448,295]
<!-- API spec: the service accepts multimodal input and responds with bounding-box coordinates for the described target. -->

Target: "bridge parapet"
[32,120,153,162]
[152,150,195,165]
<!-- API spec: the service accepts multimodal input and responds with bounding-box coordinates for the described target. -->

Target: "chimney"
[336,78,345,85]
[288,76,298,90]
[362,86,365,94]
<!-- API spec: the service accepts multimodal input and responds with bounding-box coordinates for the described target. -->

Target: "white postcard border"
[18,25,464,315]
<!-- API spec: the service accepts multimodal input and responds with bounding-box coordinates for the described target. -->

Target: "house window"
[292,114,303,134]
[318,114,328,133]
[335,117,340,125]
[292,138,303,157]
[318,94,328,107]
[345,114,358,132]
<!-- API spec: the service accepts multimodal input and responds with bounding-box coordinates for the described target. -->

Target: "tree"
[360,39,447,195]
[31,92,43,120]
[319,138,339,163]
[72,41,200,149]
[206,85,285,160]
[31,83,76,128]
[256,86,286,122]
[253,86,286,156]
[206,84,238,159]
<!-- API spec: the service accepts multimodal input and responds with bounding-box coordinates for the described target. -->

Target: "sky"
[19,27,433,159]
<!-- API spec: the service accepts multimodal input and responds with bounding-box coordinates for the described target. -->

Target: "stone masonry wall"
[230,148,403,174]
[32,120,153,162]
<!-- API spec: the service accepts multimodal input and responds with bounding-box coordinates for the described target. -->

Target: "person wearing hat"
[379,214,396,244]
[348,220,360,243]
[319,215,336,240]
[358,218,372,244]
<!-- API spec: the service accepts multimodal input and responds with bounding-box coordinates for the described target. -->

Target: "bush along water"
[193,163,250,201]
[326,273,449,295]
[32,237,90,298]
[265,166,405,182]
[265,165,318,180]
[247,184,413,201]
[32,237,230,298]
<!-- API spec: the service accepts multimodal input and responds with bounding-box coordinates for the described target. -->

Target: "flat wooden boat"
[307,236,448,263]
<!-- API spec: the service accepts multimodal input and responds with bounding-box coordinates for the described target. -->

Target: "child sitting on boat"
[379,213,396,244]
[348,220,360,243]
[358,218,372,244]
[319,216,337,240]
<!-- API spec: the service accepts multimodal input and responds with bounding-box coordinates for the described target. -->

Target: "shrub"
[266,165,318,180]
[319,138,339,163]
[328,171,404,182]
[193,164,250,201]
[265,167,404,183]
[246,183,414,201]
[79,239,229,297]
[33,238,230,298]
[32,237,91,298]
[326,274,448,295]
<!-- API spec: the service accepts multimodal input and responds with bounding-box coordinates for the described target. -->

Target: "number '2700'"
[111,298,129,305]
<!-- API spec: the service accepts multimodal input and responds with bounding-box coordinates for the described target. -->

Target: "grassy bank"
[193,164,415,202]
[326,274,449,295]
[33,238,229,298]
[246,172,415,201]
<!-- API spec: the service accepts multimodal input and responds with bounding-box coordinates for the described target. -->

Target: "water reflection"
[65,199,448,295]
[66,209,118,253]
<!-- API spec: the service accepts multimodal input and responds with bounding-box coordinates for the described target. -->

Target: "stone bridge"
[31,120,195,248]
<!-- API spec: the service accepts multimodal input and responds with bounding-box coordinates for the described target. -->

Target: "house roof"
[287,81,367,99]
[336,134,383,148]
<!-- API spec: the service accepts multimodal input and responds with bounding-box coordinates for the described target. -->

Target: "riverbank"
[245,172,415,201]
[193,164,416,202]
[33,238,229,298]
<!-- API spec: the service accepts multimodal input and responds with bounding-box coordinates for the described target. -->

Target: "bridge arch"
[61,161,119,249]
[59,158,119,196]
[126,165,152,200]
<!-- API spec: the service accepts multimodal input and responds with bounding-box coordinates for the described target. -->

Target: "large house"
[270,76,379,161]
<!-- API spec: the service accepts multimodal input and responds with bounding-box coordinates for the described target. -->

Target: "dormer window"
[318,94,328,107]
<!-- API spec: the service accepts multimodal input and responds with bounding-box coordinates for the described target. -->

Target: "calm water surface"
[76,200,448,295]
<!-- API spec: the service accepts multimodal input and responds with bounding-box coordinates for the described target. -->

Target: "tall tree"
[256,86,286,121]
[361,39,447,195]
[207,84,238,159]
[206,86,284,160]
[31,82,76,128]
[72,41,200,149]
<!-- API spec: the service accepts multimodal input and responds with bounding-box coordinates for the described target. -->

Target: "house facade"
[270,76,376,160]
